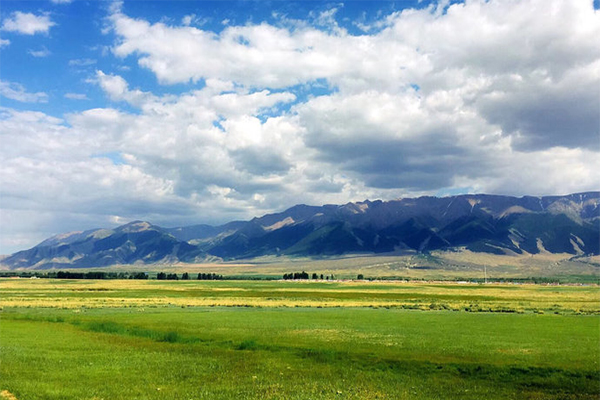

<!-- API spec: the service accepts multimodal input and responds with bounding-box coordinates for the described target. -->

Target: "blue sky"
[1,0,599,254]
[1,1,428,116]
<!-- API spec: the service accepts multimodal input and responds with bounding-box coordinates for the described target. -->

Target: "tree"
[312,273,318,280]
[85,271,106,279]
[157,272,167,280]
[182,272,190,280]
[132,272,147,280]
[357,274,364,280]
[198,272,223,280]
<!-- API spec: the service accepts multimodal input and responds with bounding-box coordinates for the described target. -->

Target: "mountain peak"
[117,221,155,233]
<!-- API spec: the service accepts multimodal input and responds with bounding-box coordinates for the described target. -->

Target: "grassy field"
[1,278,599,313]
[1,279,599,399]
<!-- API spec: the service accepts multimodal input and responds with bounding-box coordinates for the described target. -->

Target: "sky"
[0,0,599,254]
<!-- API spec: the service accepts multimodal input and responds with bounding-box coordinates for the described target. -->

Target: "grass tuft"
[237,339,258,350]
[160,331,181,343]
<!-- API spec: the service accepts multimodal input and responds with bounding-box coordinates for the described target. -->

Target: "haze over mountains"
[3,192,599,269]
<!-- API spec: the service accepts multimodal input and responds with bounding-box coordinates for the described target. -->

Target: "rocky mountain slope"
[3,192,598,269]
[4,221,206,269]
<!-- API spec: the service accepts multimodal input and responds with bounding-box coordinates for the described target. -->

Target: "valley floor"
[1,279,599,399]
[17,251,595,283]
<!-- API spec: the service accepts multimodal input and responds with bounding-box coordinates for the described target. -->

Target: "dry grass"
[435,249,571,266]
[1,278,598,314]
[13,251,596,282]
[0,390,18,400]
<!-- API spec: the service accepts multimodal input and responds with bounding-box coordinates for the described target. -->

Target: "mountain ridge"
[3,192,599,269]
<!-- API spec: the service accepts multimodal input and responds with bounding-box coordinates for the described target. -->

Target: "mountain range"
[3,192,599,269]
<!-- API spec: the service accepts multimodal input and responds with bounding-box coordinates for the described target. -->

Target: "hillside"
[2,192,598,269]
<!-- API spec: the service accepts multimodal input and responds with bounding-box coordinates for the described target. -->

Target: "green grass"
[2,308,599,399]
[1,279,599,399]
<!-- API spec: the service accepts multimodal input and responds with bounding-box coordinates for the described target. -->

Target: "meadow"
[1,279,599,399]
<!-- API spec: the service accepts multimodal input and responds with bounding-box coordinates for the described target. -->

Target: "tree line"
[282,271,337,280]
[0,271,149,280]
[0,271,222,280]
[156,272,224,280]
[55,271,149,280]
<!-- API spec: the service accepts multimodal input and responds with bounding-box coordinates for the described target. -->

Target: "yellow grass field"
[1,278,598,314]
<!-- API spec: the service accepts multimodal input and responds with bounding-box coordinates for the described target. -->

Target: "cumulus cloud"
[100,0,600,195]
[107,0,599,140]
[0,38,9,47]
[0,81,48,103]
[94,70,157,107]
[109,11,341,87]
[1,12,55,35]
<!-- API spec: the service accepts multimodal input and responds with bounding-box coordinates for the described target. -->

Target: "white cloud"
[181,14,210,27]
[109,12,341,87]
[181,14,195,26]
[309,6,344,34]
[28,46,51,57]
[1,12,55,35]
[69,58,97,67]
[0,81,48,103]
[450,147,600,197]
[51,0,73,4]
[64,93,89,100]
[101,0,600,192]
[94,70,158,107]
[0,38,9,47]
